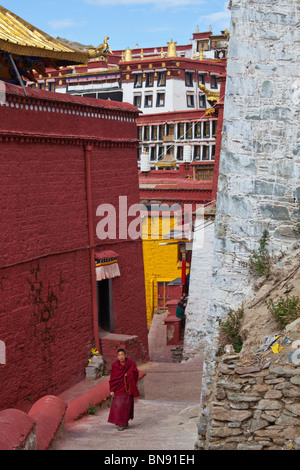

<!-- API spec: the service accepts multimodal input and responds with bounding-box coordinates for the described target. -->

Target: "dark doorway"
[97,279,114,332]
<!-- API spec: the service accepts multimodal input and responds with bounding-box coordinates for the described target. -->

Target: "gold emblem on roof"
[88,37,112,59]
[167,39,177,58]
[199,84,220,103]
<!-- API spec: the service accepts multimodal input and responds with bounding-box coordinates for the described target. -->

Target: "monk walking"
[108,348,140,431]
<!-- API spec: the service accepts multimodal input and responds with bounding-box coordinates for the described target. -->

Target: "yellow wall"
[142,214,188,327]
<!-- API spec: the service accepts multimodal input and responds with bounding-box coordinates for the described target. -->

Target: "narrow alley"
[50,312,204,450]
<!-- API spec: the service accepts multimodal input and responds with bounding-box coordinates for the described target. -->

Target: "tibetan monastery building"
[0,6,148,411]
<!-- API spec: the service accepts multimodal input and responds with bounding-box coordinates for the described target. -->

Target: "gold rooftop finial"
[124,47,133,62]
[167,38,177,58]
[88,36,112,59]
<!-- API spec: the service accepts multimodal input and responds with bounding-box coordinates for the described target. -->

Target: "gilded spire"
[167,39,177,58]
[124,47,133,62]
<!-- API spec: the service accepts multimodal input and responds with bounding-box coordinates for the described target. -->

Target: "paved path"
[51,359,203,451]
[51,313,204,451]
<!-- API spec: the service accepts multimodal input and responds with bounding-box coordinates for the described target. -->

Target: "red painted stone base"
[99,332,148,371]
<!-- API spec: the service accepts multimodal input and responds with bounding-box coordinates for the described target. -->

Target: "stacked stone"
[171,346,183,363]
[85,354,104,380]
[197,351,300,450]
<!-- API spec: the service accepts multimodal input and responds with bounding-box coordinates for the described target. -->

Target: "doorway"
[97,278,114,332]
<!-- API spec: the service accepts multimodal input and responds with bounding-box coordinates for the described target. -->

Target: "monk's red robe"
[108,358,140,427]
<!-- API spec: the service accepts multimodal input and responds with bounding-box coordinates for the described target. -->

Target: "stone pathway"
[51,398,201,451]
[51,313,204,450]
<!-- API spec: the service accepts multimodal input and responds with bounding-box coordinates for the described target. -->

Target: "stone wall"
[196,338,300,450]
[184,219,215,358]
[199,0,300,411]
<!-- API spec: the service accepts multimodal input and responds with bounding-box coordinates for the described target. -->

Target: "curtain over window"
[95,251,120,281]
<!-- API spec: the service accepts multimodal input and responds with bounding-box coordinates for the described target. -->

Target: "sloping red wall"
[0,85,148,410]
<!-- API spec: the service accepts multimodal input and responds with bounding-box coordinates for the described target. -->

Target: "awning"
[95,250,120,281]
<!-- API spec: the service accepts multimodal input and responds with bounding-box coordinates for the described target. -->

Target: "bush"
[249,229,272,278]
[217,308,244,354]
[87,403,96,415]
[266,295,300,328]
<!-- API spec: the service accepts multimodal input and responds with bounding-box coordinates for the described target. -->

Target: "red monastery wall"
[0,85,148,411]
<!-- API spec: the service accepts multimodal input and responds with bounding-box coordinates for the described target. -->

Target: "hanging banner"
[95,250,120,281]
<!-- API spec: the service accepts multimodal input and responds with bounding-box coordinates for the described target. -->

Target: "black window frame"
[134,74,143,88]
[156,92,165,107]
[187,94,195,108]
[157,71,166,87]
[133,94,142,108]
[185,71,193,87]
[144,94,153,108]
[146,73,154,87]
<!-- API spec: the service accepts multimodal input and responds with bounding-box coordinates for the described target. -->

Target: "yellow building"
[141,210,190,327]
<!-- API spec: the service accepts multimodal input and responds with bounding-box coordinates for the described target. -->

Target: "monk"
[108,348,140,431]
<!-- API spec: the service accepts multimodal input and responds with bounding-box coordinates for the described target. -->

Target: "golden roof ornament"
[199,83,220,104]
[87,37,112,59]
[167,39,177,58]
[124,47,133,62]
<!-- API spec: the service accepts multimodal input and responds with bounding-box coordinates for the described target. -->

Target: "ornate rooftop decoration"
[0,5,111,85]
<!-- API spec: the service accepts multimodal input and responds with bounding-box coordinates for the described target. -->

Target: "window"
[133,95,142,108]
[186,123,193,139]
[137,127,143,140]
[212,121,218,136]
[166,145,174,157]
[211,145,215,160]
[204,121,210,138]
[134,74,143,88]
[194,146,201,161]
[199,95,206,108]
[177,146,183,161]
[151,126,158,140]
[157,72,166,87]
[48,82,55,92]
[146,73,154,87]
[177,123,184,140]
[187,94,195,108]
[185,72,193,87]
[144,126,150,141]
[198,73,205,85]
[137,147,141,161]
[194,123,201,138]
[210,75,218,89]
[157,146,164,160]
[166,124,175,138]
[159,125,165,140]
[157,92,165,107]
[197,41,209,52]
[150,147,156,161]
[202,145,209,160]
[145,95,153,108]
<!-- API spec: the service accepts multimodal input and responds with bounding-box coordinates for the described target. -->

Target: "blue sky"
[1,0,231,51]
